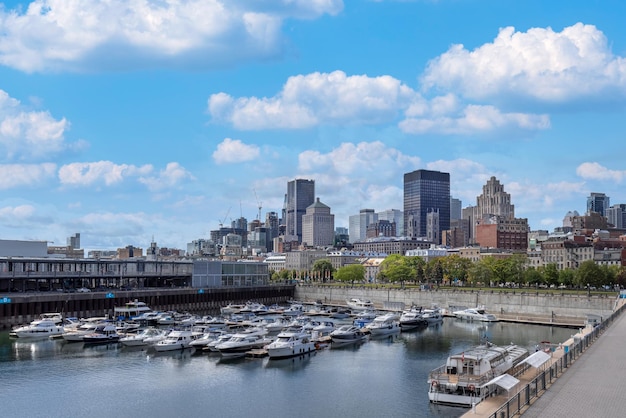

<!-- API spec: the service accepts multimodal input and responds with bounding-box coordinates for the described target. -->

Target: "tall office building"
[377,209,403,236]
[450,198,462,221]
[587,192,610,217]
[465,176,515,243]
[403,169,450,243]
[302,198,335,247]
[349,209,377,244]
[265,211,280,252]
[285,179,315,244]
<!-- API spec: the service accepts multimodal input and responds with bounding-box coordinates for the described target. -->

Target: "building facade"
[349,209,377,244]
[475,216,529,251]
[302,198,335,248]
[377,209,404,237]
[465,176,515,243]
[403,169,450,244]
[587,192,610,216]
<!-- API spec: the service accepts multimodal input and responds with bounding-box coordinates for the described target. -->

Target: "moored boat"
[365,313,401,336]
[329,325,368,345]
[452,306,498,322]
[114,300,152,321]
[427,342,529,407]
[266,329,316,359]
[12,319,65,339]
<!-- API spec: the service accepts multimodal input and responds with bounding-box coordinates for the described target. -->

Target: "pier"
[461,298,626,418]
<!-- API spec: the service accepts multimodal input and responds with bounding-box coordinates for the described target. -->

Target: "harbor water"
[0,318,573,418]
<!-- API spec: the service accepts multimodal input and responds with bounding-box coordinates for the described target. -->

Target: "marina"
[0,304,578,418]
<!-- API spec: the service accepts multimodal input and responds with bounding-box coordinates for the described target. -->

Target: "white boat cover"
[519,350,552,368]
[483,374,519,391]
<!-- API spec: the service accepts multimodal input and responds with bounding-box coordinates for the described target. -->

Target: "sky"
[1,0,625,253]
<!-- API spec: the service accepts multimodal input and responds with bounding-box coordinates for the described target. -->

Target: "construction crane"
[219,206,231,229]
[253,189,262,221]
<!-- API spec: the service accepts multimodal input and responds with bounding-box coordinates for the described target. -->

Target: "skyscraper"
[302,198,335,247]
[348,209,377,244]
[285,179,315,243]
[587,192,610,217]
[403,169,450,243]
[465,176,515,242]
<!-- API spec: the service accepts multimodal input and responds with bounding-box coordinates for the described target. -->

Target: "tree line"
[270,254,626,290]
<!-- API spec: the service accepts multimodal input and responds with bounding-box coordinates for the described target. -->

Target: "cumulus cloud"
[0,0,343,73]
[208,71,418,130]
[421,23,626,103]
[58,161,153,187]
[212,138,261,164]
[0,163,57,189]
[576,162,626,182]
[139,162,195,191]
[0,89,71,160]
[0,204,36,220]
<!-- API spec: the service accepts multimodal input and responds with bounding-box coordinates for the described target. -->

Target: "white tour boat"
[427,342,529,407]
[114,300,152,321]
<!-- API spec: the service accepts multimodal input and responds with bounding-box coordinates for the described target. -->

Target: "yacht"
[329,325,368,345]
[428,342,528,407]
[189,329,229,349]
[120,327,167,347]
[365,313,401,336]
[453,306,498,322]
[421,306,444,324]
[12,319,65,339]
[215,329,272,358]
[82,324,121,345]
[113,300,152,321]
[346,298,374,310]
[266,329,316,359]
[154,330,196,352]
[399,307,428,331]
[61,319,107,342]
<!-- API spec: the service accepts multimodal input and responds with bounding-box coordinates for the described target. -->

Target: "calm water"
[0,318,573,418]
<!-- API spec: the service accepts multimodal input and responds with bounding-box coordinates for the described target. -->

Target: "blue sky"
[1,0,625,252]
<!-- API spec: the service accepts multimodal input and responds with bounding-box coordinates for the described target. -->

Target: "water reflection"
[264,352,314,371]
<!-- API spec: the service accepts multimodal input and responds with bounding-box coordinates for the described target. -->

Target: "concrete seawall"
[294,285,615,323]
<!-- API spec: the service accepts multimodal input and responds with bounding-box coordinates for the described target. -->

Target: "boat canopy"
[483,374,519,391]
[519,350,552,369]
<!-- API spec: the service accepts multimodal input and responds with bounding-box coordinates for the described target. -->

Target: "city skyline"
[1,1,626,252]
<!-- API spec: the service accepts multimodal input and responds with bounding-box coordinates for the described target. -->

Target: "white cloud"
[400,103,550,135]
[58,161,153,187]
[421,23,626,103]
[212,138,261,164]
[0,89,70,160]
[0,163,57,189]
[139,162,195,191]
[0,0,343,73]
[576,162,626,182]
[0,204,36,220]
[208,71,417,130]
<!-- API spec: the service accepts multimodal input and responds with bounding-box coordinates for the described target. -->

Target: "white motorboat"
[82,324,120,345]
[311,321,335,341]
[365,313,401,336]
[266,329,316,359]
[154,330,196,352]
[346,298,374,310]
[428,342,529,407]
[215,329,272,357]
[120,327,167,347]
[204,333,234,353]
[189,329,229,349]
[114,300,152,321]
[399,307,428,331]
[39,313,64,324]
[453,306,498,322]
[421,307,444,324]
[220,303,246,315]
[329,325,368,345]
[61,320,106,342]
[12,319,65,339]
[282,303,305,316]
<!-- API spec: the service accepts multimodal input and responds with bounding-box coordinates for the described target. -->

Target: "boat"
[329,325,368,345]
[154,330,196,352]
[12,319,65,339]
[82,324,121,345]
[311,321,335,341]
[365,313,401,336]
[61,319,108,342]
[346,298,374,310]
[215,329,272,358]
[427,342,529,407]
[421,306,444,324]
[39,313,64,324]
[266,329,316,359]
[120,327,167,347]
[453,306,499,322]
[399,307,428,331]
[189,329,229,349]
[114,300,152,321]
[220,303,246,315]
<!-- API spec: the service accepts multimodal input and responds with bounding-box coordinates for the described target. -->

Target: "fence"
[488,301,624,418]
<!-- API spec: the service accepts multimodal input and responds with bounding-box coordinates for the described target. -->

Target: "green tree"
[523,267,542,287]
[405,256,426,284]
[334,264,365,286]
[543,263,559,287]
[558,268,575,288]
[380,254,414,287]
[312,259,334,282]
[575,260,602,289]
[441,254,471,285]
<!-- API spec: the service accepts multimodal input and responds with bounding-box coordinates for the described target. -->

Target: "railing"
[489,301,624,418]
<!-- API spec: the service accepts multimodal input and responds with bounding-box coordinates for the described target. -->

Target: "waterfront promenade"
[462,299,626,418]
